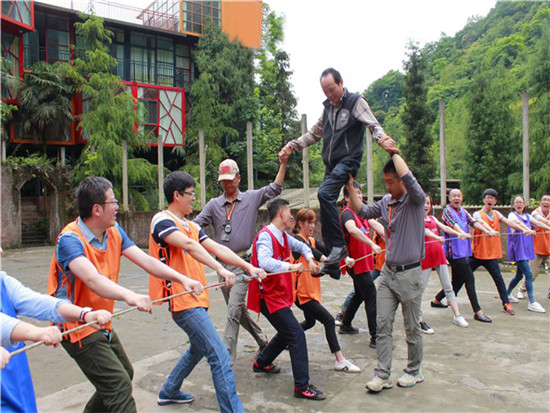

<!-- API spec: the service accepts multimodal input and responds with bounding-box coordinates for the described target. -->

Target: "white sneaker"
[397,372,424,387]
[366,375,393,392]
[508,294,519,303]
[517,290,526,300]
[334,359,361,373]
[528,301,546,313]
[453,315,469,328]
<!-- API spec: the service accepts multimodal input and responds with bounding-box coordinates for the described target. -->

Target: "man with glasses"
[48,176,204,413]
[194,157,287,364]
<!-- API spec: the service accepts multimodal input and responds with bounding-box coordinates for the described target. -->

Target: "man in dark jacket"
[279,68,398,275]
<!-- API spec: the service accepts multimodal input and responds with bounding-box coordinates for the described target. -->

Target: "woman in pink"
[422,195,469,328]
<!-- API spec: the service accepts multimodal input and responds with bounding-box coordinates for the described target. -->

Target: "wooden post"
[60,146,66,166]
[246,121,253,190]
[522,90,529,202]
[0,138,5,161]
[301,114,309,207]
[157,135,164,210]
[366,129,374,204]
[199,130,206,208]
[439,99,447,207]
[122,140,129,212]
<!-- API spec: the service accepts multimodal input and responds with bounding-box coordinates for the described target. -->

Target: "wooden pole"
[157,135,164,210]
[246,121,253,190]
[439,99,447,206]
[301,114,310,207]
[122,140,129,212]
[60,146,66,166]
[522,90,529,202]
[0,138,6,161]
[366,129,374,204]
[199,130,206,208]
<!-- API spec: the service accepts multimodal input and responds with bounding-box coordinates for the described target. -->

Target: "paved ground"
[1,246,549,412]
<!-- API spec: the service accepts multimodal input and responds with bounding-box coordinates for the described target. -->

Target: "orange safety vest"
[291,236,321,305]
[533,207,550,256]
[148,211,208,312]
[374,232,386,271]
[47,220,122,343]
[472,209,502,260]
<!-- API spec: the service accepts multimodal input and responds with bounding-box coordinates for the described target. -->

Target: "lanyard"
[225,201,237,222]
[387,203,397,252]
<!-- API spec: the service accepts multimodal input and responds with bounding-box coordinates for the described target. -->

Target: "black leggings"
[296,299,340,354]
[342,272,377,339]
[435,256,481,313]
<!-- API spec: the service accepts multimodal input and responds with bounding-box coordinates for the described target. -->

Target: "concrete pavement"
[1,246,549,412]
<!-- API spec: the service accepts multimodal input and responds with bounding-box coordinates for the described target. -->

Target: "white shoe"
[528,301,546,313]
[453,315,469,328]
[366,375,393,392]
[517,290,526,300]
[335,359,361,373]
[508,294,519,303]
[397,372,424,387]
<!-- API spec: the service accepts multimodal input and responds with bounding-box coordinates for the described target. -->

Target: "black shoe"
[311,271,325,278]
[419,321,434,334]
[339,324,359,334]
[430,300,448,308]
[294,384,326,400]
[474,313,492,323]
[369,337,376,349]
[324,246,347,266]
[253,360,281,374]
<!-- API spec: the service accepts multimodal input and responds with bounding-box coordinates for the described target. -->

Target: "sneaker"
[528,301,546,313]
[508,294,519,303]
[253,360,281,374]
[430,300,448,308]
[339,324,359,334]
[474,313,492,323]
[294,384,326,400]
[369,337,376,349]
[517,290,526,300]
[502,303,515,316]
[157,390,194,406]
[335,313,344,326]
[453,315,469,328]
[419,321,434,334]
[366,375,393,392]
[334,359,361,373]
[397,372,424,387]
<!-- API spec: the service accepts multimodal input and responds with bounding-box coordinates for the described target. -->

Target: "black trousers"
[297,299,340,354]
[435,256,482,313]
[257,300,309,389]
[342,271,377,339]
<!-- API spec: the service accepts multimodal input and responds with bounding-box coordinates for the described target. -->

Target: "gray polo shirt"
[358,171,426,266]
[194,183,282,253]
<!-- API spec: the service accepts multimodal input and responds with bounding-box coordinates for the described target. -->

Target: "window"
[46,15,70,62]
[1,32,21,101]
[1,0,33,28]
[181,1,221,35]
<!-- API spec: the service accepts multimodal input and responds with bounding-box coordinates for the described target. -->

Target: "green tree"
[462,70,515,202]
[71,14,156,211]
[363,70,404,123]
[401,44,435,194]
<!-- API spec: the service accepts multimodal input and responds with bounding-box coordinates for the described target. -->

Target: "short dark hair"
[482,188,498,199]
[76,176,113,219]
[383,159,398,176]
[343,181,362,198]
[267,198,289,221]
[164,171,196,203]
[320,67,343,85]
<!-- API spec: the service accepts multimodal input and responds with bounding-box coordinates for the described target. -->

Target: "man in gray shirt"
[346,153,426,392]
[194,158,287,364]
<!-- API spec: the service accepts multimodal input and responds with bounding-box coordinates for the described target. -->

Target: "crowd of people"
[1,68,549,412]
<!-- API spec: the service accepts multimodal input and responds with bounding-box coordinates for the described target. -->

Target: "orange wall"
[221,0,262,49]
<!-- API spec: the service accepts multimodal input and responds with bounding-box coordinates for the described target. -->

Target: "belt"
[387,261,421,272]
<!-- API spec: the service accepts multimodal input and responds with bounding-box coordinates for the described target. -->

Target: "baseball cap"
[218,159,239,181]
[482,188,498,199]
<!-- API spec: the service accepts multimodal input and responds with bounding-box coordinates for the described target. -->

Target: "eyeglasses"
[102,200,119,205]
[182,191,195,197]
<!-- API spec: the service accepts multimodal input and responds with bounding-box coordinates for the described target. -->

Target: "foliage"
[363,70,405,124]
[0,61,20,139]
[401,44,435,194]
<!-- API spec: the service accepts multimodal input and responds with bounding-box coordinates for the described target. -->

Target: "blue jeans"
[507,260,535,303]
[161,307,244,413]
[469,257,510,306]
[318,161,359,250]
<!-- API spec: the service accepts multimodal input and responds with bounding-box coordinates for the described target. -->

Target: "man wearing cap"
[278,68,399,276]
[194,157,287,364]
[470,188,532,316]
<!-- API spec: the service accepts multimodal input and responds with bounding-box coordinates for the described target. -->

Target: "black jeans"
[435,256,481,313]
[297,299,340,354]
[469,257,510,306]
[342,272,377,339]
[257,300,309,389]
[318,161,359,250]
